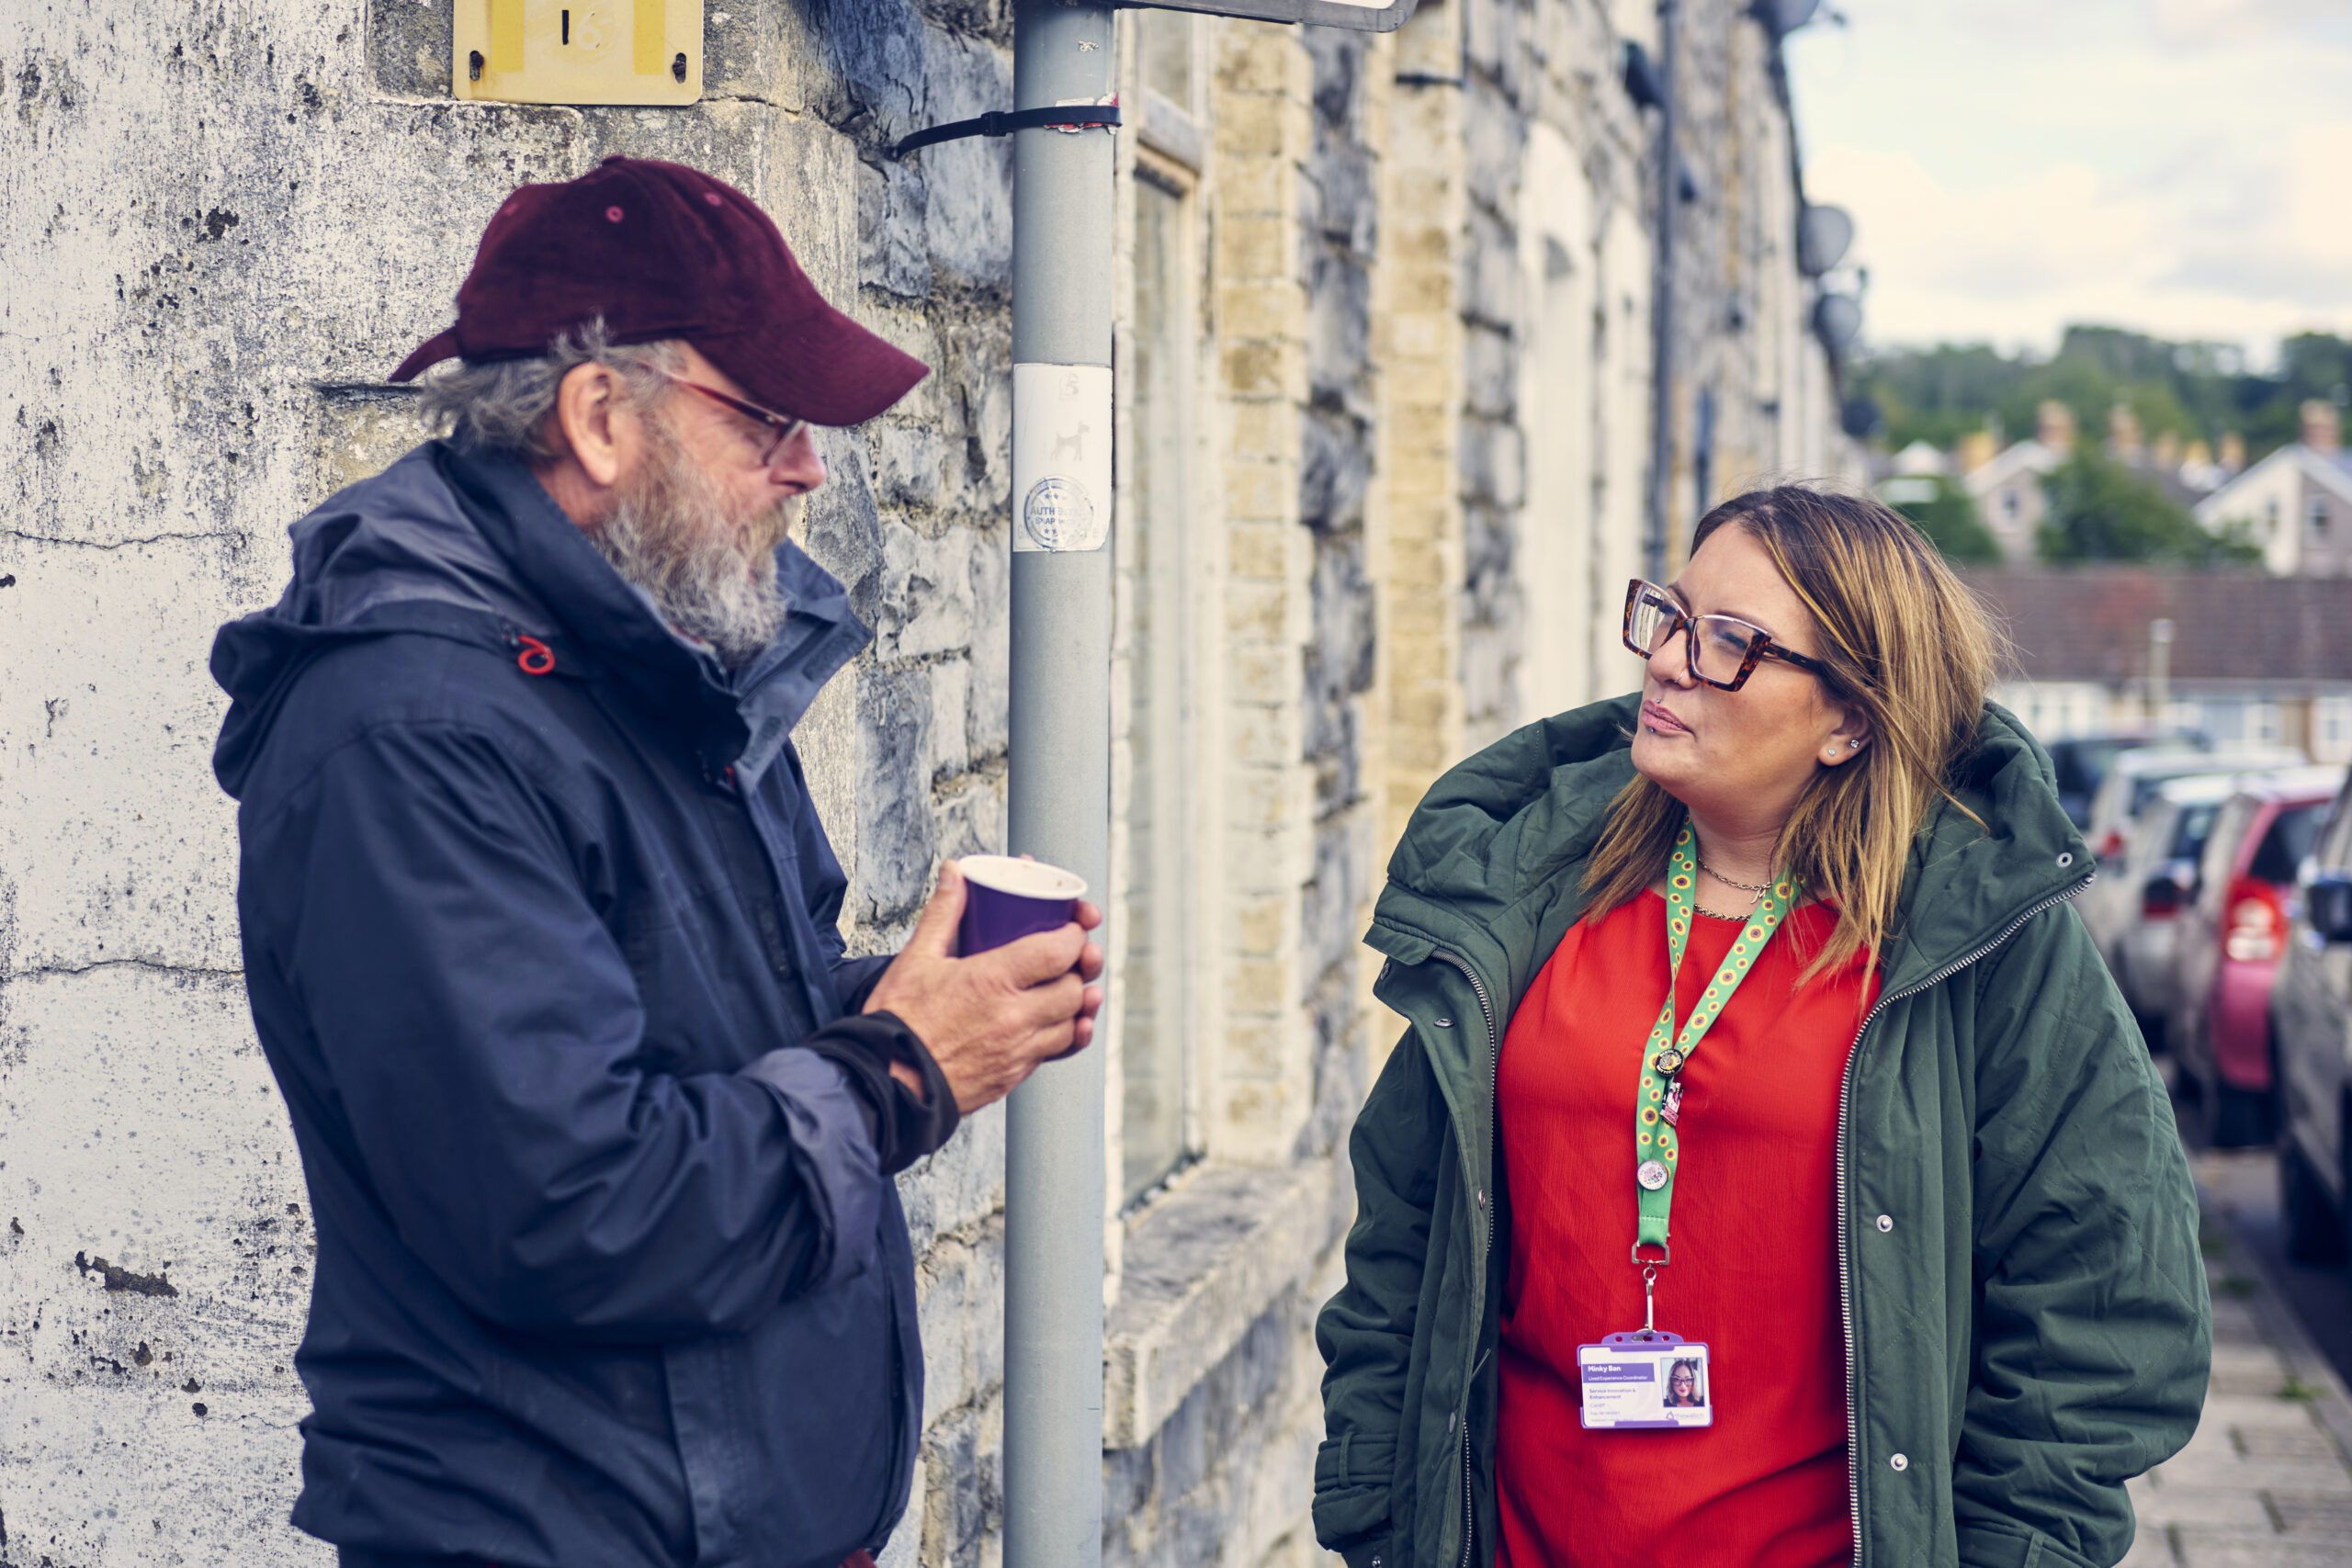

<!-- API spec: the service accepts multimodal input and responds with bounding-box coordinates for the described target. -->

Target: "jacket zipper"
[1832,871,2091,1567]
[1432,949,1498,1568]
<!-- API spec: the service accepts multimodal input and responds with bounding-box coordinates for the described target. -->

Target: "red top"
[1495,890,1879,1568]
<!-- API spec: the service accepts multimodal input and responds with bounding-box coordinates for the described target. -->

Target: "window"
[2250,802,2324,885]
[2311,495,2332,534]
[2315,695,2352,766]
[1135,11,1203,168]
[1119,164,1200,1207]
[2002,489,2020,521]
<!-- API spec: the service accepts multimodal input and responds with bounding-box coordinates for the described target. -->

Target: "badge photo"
[1577,1335,1713,1430]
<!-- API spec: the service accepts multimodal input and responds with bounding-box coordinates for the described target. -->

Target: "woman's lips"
[1640,701,1690,736]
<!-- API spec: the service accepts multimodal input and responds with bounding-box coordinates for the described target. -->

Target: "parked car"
[2168,765,2346,1146]
[2048,730,2208,829]
[2086,772,2241,1048]
[2273,775,2352,1261]
[2082,744,2306,874]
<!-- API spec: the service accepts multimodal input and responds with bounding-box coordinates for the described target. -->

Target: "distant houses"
[1958,402,2075,564]
[1882,396,2352,577]
[1964,568,2352,763]
[2192,401,2352,577]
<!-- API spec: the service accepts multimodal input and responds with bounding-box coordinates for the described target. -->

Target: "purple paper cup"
[955,854,1087,957]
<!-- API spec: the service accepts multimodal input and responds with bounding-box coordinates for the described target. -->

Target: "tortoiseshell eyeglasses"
[1622,578,1832,692]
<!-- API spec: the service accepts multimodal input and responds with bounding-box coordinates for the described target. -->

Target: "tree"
[1890,478,2001,564]
[1854,327,2352,468]
[2035,446,2260,566]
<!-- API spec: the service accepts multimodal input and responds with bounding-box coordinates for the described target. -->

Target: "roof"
[1962,438,2061,495]
[1962,568,2352,685]
[2193,443,2352,525]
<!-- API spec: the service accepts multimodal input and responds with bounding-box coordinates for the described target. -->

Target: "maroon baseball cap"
[390,155,927,426]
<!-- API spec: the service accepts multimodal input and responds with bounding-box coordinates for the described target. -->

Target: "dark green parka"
[1313,697,2208,1568]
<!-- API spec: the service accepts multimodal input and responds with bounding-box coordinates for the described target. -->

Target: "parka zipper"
[1430,949,1498,1568]
[1832,871,2091,1567]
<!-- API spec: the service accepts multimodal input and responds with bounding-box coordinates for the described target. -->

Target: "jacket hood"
[1371,694,2092,1010]
[212,442,870,799]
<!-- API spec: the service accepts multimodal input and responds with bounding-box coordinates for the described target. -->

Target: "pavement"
[2120,1150,2352,1566]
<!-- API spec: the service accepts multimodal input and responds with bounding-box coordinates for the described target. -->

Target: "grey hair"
[415,319,686,461]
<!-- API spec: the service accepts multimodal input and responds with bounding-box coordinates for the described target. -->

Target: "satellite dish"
[1796,205,1854,277]
[1815,293,1863,355]
[1753,0,1822,36]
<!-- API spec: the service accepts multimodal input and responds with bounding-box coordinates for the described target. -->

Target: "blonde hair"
[1582,486,2004,979]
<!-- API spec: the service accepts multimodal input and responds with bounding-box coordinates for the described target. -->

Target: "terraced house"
[0,0,1859,1562]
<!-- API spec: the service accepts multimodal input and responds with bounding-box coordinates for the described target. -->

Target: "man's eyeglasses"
[661,371,810,468]
[1622,578,1832,692]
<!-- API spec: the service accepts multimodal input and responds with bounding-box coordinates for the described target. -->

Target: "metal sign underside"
[453,0,704,106]
[1114,0,1418,30]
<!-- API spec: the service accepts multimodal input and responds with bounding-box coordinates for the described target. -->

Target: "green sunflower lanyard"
[1630,818,1798,1323]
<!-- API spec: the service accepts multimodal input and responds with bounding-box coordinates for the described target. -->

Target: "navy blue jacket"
[211,442,922,1568]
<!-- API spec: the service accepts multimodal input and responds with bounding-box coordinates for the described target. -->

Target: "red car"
[2168,766,2346,1145]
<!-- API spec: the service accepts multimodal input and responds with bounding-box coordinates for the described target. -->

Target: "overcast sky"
[1782,0,2352,363]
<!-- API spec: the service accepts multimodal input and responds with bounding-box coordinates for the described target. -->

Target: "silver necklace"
[1697,856,1775,897]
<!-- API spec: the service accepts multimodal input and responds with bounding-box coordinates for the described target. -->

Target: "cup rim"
[956,853,1087,901]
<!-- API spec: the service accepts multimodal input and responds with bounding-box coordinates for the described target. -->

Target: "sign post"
[1000,4,1415,1564]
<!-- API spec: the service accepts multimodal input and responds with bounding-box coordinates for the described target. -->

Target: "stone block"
[930,657,972,780]
[967,525,1010,754]
[1216,24,1310,97]
[854,665,936,920]
[1228,519,1297,582]
[1219,212,1297,285]
[1225,580,1294,644]
[899,1100,1006,1256]
[860,157,934,301]
[919,24,1014,289]
[876,520,975,660]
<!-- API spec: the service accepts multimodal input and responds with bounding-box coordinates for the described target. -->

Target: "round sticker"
[1635,1159,1669,1191]
[1023,477,1094,550]
[1653,1049,1685,1076]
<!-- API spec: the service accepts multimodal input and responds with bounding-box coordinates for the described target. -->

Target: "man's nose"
[769,426,827,496]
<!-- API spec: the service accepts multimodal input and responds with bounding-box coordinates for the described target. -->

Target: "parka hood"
[1371,694,2092,1012]
[211,441,870,799]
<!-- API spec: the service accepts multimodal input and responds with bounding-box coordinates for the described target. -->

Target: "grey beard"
[585,421,798,670]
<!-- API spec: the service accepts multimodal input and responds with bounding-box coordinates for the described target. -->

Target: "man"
[210,156,1102,1568]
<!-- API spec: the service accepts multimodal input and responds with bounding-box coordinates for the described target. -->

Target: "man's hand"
[861,862,1105,1115]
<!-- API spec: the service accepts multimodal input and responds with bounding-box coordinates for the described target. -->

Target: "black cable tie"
[889,103,1123,161]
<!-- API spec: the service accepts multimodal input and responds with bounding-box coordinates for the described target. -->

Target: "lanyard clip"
[1630,1242,1670,1268]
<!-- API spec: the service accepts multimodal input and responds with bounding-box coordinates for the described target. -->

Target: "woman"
[1664,1359,1704,1411]
[1312,489,2207,1568]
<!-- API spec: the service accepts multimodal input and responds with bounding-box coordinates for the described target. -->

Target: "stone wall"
[0,2,1028,1561]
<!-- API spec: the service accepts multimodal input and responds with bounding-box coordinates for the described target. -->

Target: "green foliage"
[1888,478,2001,564]
[1856,327,2352,466]
[2035,446,2261,566]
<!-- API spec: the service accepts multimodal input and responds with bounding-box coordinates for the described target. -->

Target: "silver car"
[2090,773,2241,1045]
[2082,745,2308,876]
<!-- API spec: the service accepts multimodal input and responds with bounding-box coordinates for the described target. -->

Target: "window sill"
[1137,86,1204,172]
[1102,1154,1349,1450]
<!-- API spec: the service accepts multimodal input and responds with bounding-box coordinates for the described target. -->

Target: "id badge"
[1577,1332,1713,1429]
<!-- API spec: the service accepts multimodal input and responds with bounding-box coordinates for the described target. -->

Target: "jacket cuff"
[837,953,895,1015]
[797,1011,961,1175]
